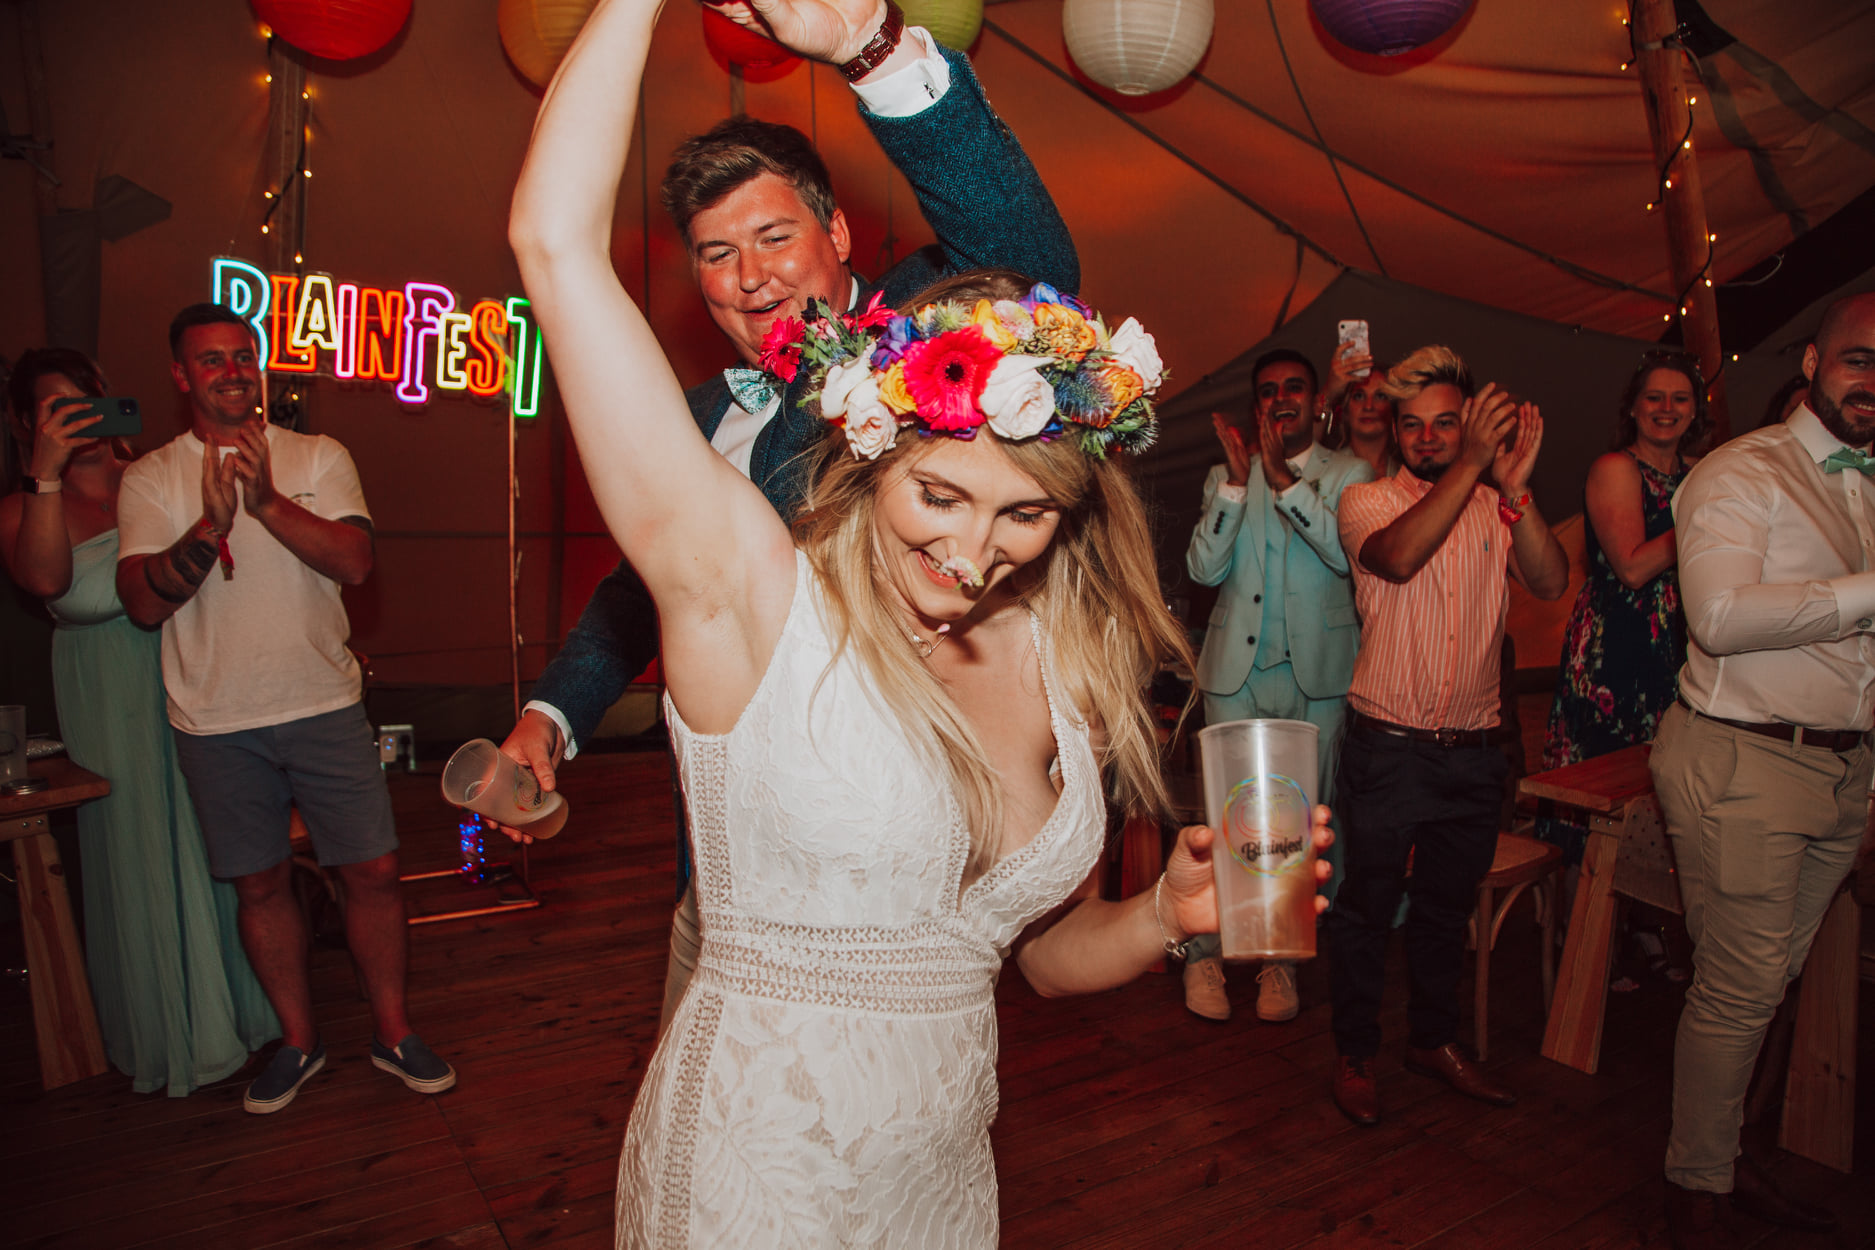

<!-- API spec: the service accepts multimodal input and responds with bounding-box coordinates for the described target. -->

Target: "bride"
[509,1,1334,1244]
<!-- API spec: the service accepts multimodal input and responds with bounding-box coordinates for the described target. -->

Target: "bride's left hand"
[1160,805,1336,943]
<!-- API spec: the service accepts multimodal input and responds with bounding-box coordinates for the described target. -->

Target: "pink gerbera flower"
[845,290,893,333]
[759,316,805,381]
[899,327,1002,431]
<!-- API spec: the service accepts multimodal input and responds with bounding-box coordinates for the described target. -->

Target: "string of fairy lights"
[1619,1,1733,383]
[254,23,313,419]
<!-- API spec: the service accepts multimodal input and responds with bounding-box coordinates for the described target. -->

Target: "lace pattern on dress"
[695,912,999,1017]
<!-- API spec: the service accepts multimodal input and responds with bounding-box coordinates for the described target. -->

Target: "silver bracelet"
[1154,874,1191,959]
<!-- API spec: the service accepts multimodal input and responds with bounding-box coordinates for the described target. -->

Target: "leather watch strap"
[838,0,905,83]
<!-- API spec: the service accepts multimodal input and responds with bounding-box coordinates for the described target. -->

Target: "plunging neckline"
[954,612,1087,910]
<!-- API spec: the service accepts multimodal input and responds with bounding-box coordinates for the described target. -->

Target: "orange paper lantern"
[250,0,411,61]
[498,0,601,90]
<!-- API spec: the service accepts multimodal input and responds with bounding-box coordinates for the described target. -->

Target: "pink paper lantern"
[1308,0,1472,56]
[250,0,411,61]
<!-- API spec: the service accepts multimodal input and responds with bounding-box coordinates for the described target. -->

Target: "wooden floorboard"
[6,746,1873,1248]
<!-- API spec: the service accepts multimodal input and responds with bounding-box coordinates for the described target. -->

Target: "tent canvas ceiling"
[2,0,1871,691]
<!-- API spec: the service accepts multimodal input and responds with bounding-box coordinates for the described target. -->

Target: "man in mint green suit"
[1183,349,1373,1023]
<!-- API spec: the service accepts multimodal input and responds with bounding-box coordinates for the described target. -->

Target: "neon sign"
[211,258,547,417]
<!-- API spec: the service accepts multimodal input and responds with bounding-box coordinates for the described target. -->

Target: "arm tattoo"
[338,515,374,538]
[144,526,219,605]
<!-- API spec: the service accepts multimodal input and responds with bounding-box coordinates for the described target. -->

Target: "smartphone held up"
[1335,320,1371,378]
[54,395,142,439]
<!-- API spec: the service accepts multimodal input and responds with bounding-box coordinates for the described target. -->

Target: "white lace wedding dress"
[615,552,1105,1248]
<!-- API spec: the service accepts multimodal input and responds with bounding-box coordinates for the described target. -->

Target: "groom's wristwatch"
[839,0,905,82]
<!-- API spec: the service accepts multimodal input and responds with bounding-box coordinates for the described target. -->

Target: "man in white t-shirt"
[116,303,453,1114]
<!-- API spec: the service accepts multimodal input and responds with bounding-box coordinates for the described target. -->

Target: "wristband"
[838,0,904,82]
[33,477,62,494]
[200,517,236,580]
[1497,491,1531,526]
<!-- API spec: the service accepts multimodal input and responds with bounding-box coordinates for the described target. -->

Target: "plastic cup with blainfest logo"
[1196,719,1319,961]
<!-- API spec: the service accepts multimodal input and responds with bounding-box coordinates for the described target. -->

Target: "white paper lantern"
[1064,0,1215,96]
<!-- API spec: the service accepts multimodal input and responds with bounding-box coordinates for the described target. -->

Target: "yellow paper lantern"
[901,0,984,52]
[1063,0,1214,96]
[498,0,600,90]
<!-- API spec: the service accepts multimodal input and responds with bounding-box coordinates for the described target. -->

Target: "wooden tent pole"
[1632,0,1730,440]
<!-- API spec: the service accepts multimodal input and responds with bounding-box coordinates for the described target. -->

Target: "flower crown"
[758,282,1165,461]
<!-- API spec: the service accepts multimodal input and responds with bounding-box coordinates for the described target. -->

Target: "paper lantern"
[250,0,410,61]
[1063,0,1214,97]
[901,0,984,52]
[701,6,801,72]
[498,0,600,89]
[1309,0,1473,56]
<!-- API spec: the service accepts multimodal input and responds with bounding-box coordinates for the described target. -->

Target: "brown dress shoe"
[1665,1181,1742,1250]
[1332,1055,1380,1126]
[1403,1043,1516,1106]
[1732,1153,1837,1232]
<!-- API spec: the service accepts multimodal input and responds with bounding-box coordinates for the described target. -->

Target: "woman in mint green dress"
[2,349,277,1095]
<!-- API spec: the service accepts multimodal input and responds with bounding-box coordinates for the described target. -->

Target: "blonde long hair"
[792,272,1192,874]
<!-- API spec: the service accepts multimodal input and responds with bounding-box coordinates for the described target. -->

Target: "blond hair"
[1378,344,1474,404]
[791,269,1189,874]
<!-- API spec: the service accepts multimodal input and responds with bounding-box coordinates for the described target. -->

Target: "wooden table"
[1,757,110,1089]
[1523,743,1858,1172]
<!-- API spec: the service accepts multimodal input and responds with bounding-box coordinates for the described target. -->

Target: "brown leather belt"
[1678,696,1867,754]
[1351,713,1504,748]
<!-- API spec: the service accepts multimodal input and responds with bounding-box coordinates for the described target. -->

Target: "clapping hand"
[1457,382,1520,472]
[200,436,239,534]
[1256,404,1300,492]
[230,420,279,516]
[1212,412,1255,487]
[705,0,891,65]
[1493,403,1542,499]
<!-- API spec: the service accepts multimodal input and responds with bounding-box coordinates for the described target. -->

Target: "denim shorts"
[173,702,398,879]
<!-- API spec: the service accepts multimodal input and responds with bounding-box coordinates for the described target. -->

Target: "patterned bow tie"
[1822,447,1875,477]
[724,367,782,415]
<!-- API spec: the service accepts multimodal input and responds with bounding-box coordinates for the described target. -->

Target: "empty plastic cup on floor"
[439,738,567,838]
[1196,718,1319,961]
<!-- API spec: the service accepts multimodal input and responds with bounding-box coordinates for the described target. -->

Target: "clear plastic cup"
[1196,718,1319,961]
[439,738,568,839]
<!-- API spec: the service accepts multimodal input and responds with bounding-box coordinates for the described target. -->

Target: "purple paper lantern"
[1309,0,1474,56]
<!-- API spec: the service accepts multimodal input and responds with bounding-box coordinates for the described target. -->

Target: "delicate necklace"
[907,622,951,659]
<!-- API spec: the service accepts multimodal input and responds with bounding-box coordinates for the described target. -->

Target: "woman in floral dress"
[1541,353,1708,861]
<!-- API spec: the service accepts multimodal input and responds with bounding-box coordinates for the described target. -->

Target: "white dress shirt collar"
[1788,403,1867,461]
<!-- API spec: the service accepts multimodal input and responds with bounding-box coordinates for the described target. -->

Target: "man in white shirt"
[116,304,453,1115]
[1182,350,1373,1023]
[1651,293,1875,1247]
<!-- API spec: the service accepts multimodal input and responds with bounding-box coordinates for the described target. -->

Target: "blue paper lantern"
[1309,0,1473,56]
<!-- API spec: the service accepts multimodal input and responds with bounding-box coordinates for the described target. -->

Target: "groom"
[496,0,1078,1025]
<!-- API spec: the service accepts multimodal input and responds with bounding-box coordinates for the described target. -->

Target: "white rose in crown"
[980,354,1056,440]
[1105,318,1163,390]
[818,356,872,420]
[841,376,898,460]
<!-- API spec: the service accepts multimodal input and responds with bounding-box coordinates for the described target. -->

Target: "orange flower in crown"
[1099,365,1146,421]
[1030,302,1098,361]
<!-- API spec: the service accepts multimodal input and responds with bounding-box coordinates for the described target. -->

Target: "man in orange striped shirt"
[1326,346,1568,1127]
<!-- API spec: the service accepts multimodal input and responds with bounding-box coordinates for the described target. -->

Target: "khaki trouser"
[1649,703,1867,1192]
[657,883,701,1040]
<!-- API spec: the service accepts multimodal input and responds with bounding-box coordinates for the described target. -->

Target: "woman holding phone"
[2,348,277,1096]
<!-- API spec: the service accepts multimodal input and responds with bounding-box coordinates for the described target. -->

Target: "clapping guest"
[0,348,278,1096]
[1184,350,1372,1024]
[1329,346,1569,1126]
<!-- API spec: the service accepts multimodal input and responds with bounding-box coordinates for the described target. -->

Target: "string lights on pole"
[1623,0,1723,394]
[255,26,312,272]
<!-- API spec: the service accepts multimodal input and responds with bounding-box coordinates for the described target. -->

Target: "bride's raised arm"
[509,0,795,726]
